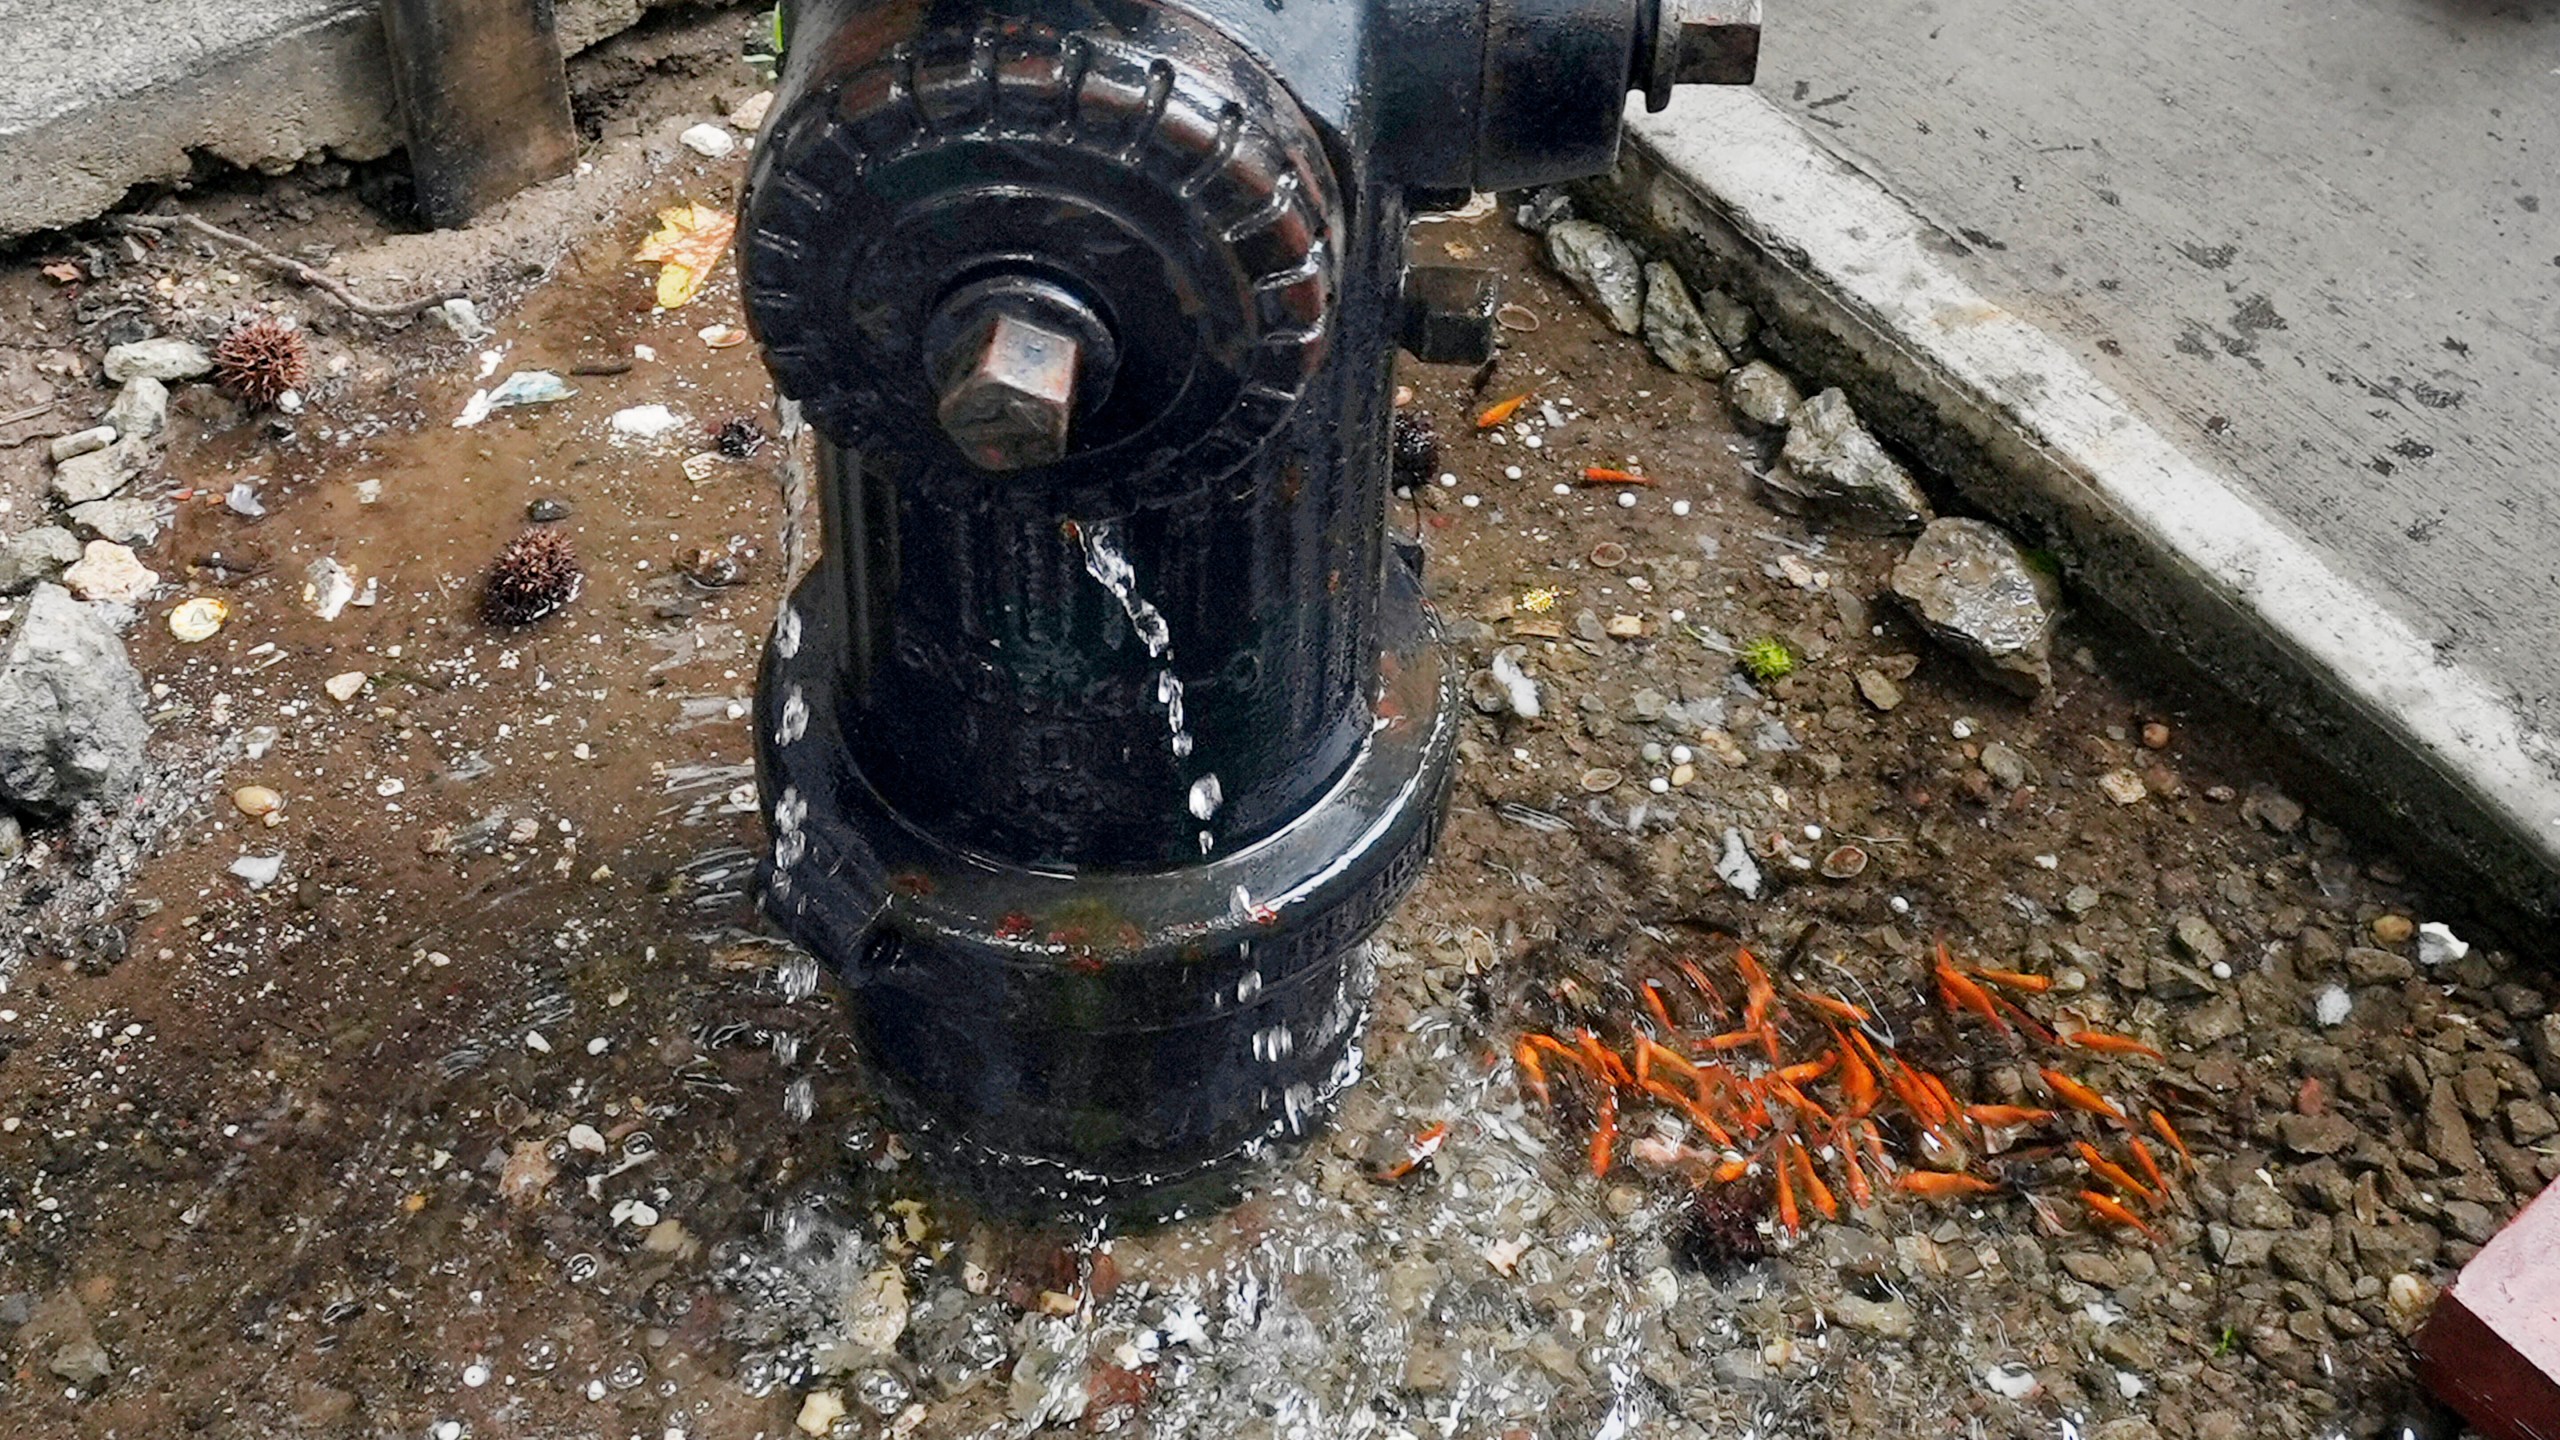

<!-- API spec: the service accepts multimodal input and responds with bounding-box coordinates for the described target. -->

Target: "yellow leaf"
[634,203,737,309]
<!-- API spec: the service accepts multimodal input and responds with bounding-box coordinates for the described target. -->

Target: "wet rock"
[1828,1293,1915,1339]
[2097,768,2148,805]
[2242,787,2304,835]
[2178,995,2246,1046]
[1699,288,1758,354]
[66,496,164,547]
[2346,946,2414,985]
[2208,1226,2275,1266]
[1724,360,1801,432]
[527,497,572,522]
[1979,740,2031,789]
[2424,1079,2484,1174]
[2532,1014,2560,1087]
[2279,1113,2359,1157]
[105,376,168,443]
[50,436,152,506]
[1889,519,2061,696]
[1402,1342,1458,1393]
[2147,959,2216,1001]
[2371,913,2415,945]
[1543,220,1644,334]
[1763,389,1934,533]
[0,583,151,821]
[1854,667,1904,712]
[2227,1179,2296,1230]
[1639,263,1732,379]
[2170,913,2227,966]
[2507,1097,2557,1144]
[103,336,212,383]
[0,526,83,594]
[1513,186,1573,234]
[20,1292,110,1387]
[2441,1199,2499,1244]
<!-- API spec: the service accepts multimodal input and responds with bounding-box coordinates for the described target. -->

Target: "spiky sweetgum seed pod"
[211,317,311,408]
[482,526,583,625]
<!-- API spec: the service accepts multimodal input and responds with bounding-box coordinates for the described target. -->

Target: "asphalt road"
[1749,0,2560,740]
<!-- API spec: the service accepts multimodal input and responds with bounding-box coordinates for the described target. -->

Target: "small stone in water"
[527,497,571,522]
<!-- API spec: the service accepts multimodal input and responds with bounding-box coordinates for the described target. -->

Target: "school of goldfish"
[1504,942,2202,1245]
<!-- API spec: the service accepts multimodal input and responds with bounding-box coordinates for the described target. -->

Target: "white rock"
[565,1123,608,1154]
[795,1391,847,1437]
[48,426,116,463]
[728,91,775,130]
[304,557,356,620]
[229,853,284,889]
[1716,827,1764,899]
[323,671,367,703]
[102,337,212,383]
[679,122,737,158]
[2313,984,2352,1027]
[2415,922,2468,966]
[1983,1363,2038,1400]
[59,540,158,603]
[1488,647,1540,719]
[610,404,683,440]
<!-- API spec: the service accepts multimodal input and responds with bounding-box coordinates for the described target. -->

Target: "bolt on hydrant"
[740,0,1759,1210]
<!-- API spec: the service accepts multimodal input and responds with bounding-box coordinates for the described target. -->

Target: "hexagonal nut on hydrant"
[936,311,1081,472]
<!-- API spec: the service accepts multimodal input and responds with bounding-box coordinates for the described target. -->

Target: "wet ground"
[1,83,2554,1440]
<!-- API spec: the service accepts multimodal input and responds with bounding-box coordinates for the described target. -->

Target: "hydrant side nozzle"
[1636,0,1763,112]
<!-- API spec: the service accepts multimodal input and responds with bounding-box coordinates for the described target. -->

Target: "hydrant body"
[743,0,1755,1209]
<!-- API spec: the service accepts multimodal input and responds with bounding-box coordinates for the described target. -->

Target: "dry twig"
[114,211,463,321]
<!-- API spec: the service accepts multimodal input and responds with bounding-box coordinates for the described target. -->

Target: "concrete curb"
[1585,89,2560,932]
[0,0,705,243]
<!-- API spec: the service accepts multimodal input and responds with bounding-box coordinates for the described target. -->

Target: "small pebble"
[231,785,282,818]
[1615,491,1636,508]
[2370,914,2414,945]
[1648,776,1669,794]
[2140,721,2171,749]
[1671,499,1691,516]
[1670,745,1693,765]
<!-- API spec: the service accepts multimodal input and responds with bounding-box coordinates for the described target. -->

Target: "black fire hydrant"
[741,0,1758,1209]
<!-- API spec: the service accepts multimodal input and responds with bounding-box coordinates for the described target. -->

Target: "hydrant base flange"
[757,549,1457,1211]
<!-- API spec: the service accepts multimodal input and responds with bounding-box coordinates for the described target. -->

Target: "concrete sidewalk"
[0,0,689,241]
[1592,3,2560,927]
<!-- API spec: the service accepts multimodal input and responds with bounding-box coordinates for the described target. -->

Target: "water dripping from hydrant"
[1074,517,1218,847]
